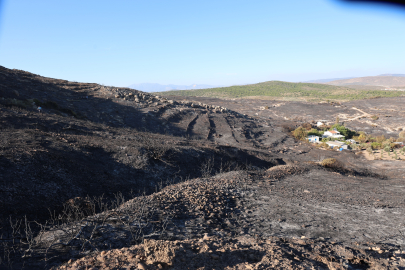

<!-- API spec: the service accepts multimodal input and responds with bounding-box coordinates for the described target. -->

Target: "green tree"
[322,137,331,142]
[384,145,391,156]
[331,124,356,139]
[358,134,367,143]
[371,142,381,150]
[293,126,308,140]
[307,128,321,136]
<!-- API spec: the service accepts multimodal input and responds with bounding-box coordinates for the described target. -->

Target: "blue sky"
[0,0,404,86]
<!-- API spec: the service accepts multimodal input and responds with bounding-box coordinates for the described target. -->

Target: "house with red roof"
[323,129,345,139]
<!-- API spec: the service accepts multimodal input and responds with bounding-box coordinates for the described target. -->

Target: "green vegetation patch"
[156,81,405,102]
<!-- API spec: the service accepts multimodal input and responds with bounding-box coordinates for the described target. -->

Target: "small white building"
[323,129,345,140]
[316,120,328,127]
[326,141,348,150]
[307,135,320,143]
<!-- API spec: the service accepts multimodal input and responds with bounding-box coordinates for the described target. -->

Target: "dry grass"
[320,158,338,168]
[362,149,405,161]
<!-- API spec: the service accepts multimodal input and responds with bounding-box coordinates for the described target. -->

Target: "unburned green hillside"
[156,81,405,101]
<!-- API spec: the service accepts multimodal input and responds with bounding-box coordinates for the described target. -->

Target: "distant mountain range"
[304,77,356,83]
[130,74,405,93]
[326,75,405,88]
[378,74,405,77]
[304,74,405,84]
[305,74,405,90]
[128,83,225,92]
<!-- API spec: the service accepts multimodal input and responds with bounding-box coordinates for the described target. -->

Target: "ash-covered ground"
[1,66,405,269]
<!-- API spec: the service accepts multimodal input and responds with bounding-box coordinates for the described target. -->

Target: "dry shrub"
[302,122,312,130]
[142,137,171,161]
[320,158,337,168]
[293,126,307,140]
[282,125,293,132]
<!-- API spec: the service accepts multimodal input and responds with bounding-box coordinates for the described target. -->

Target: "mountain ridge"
[128,82,225,92]
[326,75,405,88]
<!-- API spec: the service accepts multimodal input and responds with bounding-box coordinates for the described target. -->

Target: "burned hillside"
[1,66,405,269]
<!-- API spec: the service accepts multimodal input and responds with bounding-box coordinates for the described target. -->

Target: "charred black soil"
[1,66,405,269]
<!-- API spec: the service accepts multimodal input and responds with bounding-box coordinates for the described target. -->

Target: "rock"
[137,262,147,270]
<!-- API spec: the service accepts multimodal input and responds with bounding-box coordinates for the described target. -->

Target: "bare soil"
[361,149,405,161]
[166,95,405,136]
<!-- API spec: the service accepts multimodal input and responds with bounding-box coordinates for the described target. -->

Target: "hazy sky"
[0,0,404,86]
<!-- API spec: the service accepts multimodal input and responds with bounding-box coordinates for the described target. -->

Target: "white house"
[316,120,328,127]
[307,135,320,143]
[323,129,345,139]
[326,141,348,150]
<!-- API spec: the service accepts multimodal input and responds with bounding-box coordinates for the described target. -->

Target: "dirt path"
[337,107,372,122]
